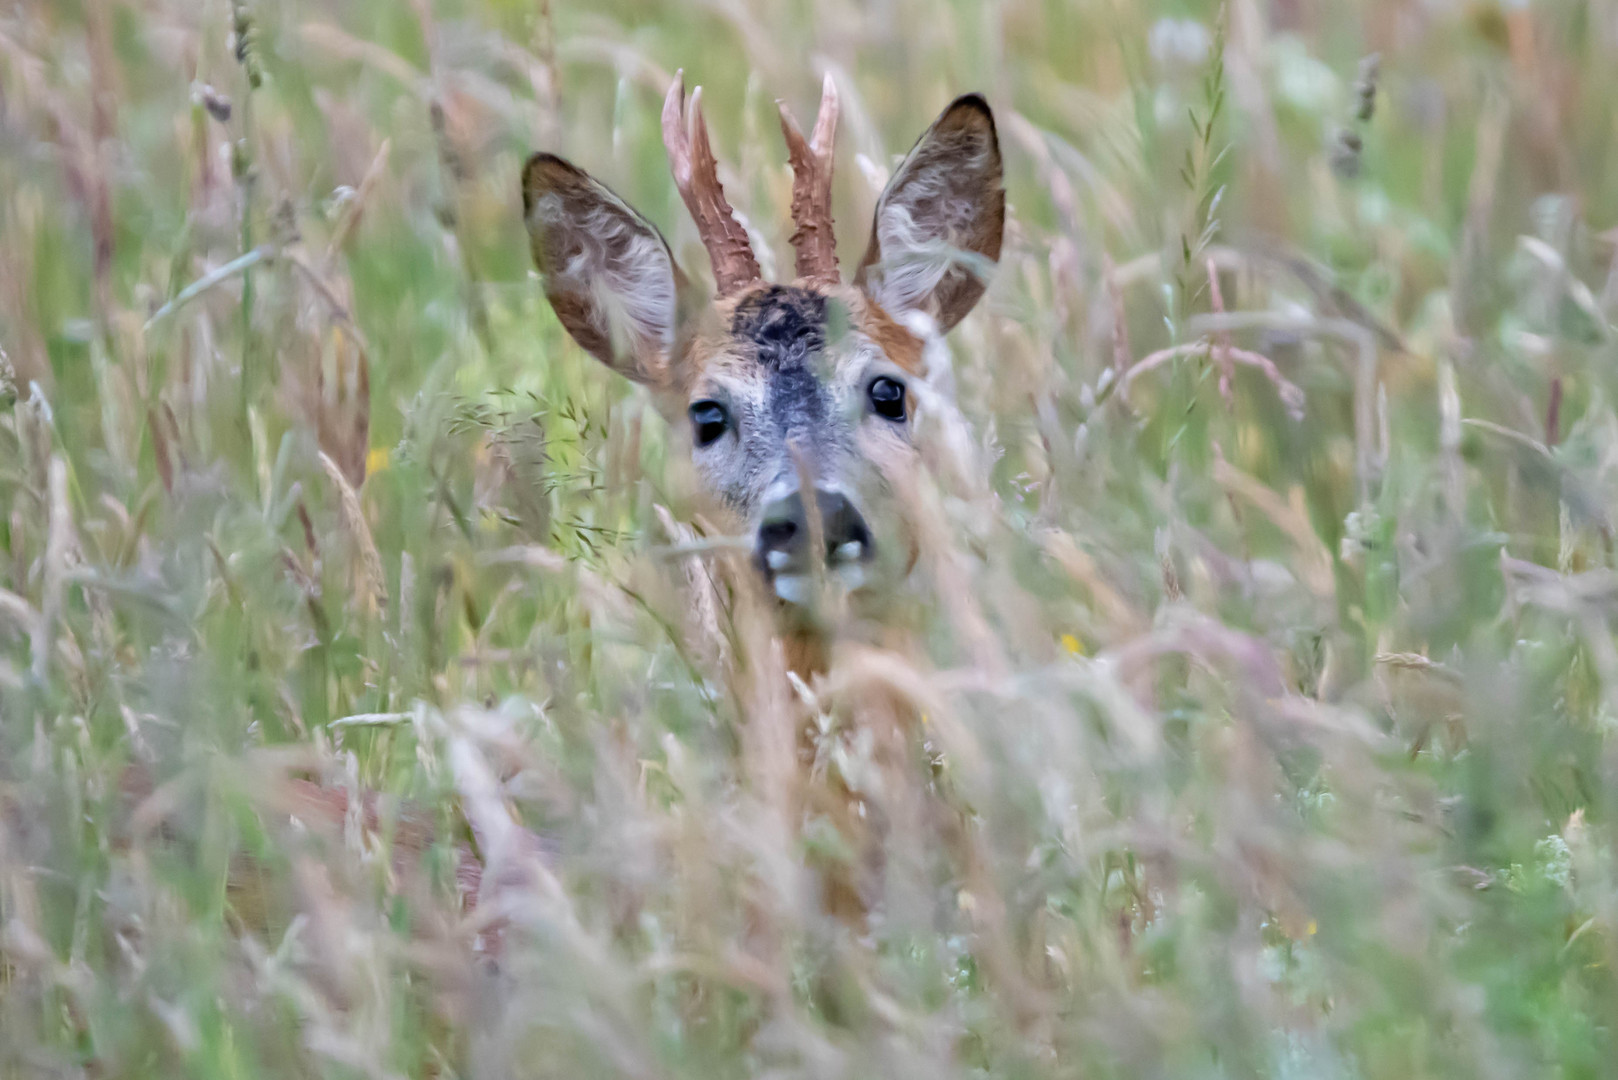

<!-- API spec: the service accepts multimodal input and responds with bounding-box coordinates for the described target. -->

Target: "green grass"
[5,0,1618,1076]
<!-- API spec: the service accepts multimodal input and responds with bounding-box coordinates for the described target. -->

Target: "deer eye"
[868,376,907,422]
[689,400,730,447]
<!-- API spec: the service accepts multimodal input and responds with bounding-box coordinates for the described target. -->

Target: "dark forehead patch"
[730,286,828,370]
[730,286,837,450]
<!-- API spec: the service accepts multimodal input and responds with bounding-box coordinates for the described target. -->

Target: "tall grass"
[5,0,1618,1076]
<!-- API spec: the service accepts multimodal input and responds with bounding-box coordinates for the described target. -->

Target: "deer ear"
[522,153,688,385]
[854,94,1005,332]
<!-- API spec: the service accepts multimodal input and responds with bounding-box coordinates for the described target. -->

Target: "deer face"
[522,76,1003,601]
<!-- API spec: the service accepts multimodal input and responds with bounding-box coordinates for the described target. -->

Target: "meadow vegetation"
[5,0,1618,1075]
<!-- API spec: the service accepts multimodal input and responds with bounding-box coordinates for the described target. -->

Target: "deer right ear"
[522,153,687,385]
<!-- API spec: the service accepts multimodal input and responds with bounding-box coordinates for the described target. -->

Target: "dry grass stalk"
[1209,458,1336,600]
[1191,310,1380,502]
[313,320,371,490]
[0,589,40,641]
[34,456,72,683]
[1121,338,1305,420]
[323,138,392,269]
[1103,251,1133,379]
[319,449,387,614]
[1206,256,1237,408]
[653,504,728,670]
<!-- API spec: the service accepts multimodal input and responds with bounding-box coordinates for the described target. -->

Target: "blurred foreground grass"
[6,0,1618,1076]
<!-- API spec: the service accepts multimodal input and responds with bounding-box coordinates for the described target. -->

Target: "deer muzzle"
[756,486,873,602]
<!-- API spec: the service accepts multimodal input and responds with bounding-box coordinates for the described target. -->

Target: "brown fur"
[851,290,927,375]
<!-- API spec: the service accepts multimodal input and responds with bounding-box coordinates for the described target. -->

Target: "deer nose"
[757,488,873,576]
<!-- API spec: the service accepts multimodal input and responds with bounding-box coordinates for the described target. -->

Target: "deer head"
[521,73,1004,604]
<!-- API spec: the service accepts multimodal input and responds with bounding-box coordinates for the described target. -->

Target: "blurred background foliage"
[6,0,1618,1076]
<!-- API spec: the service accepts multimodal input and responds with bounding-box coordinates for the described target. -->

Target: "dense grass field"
[7,0,1618,1075]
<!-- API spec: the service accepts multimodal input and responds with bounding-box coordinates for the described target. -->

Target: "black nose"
[756,489,873,575]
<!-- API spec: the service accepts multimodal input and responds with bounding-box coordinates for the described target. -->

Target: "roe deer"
[521,73,1004,642]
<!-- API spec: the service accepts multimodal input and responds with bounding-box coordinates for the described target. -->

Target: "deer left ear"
[854,94,1005,332]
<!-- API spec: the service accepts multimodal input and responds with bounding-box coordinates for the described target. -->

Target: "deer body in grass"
[521,74,1004,648]
[522,75,1004,922]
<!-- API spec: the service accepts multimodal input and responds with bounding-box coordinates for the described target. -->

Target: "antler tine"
[778,72,840,286]
[662,71,761,296]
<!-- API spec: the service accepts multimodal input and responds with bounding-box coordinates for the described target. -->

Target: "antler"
[778,73,840,286]
[662,71,761,296]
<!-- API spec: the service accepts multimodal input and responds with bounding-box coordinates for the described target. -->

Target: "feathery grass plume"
[15,383,53,509]
[319,449,387,615]
[35,457,72,683]
[229,0,264,434]
[1175,4,1228,320]
[314,319,372,489]
[0,343,15,406]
